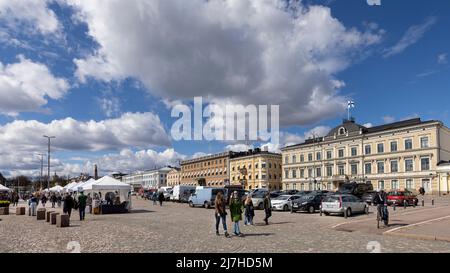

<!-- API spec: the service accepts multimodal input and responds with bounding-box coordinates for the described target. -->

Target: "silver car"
[271,195,302,211]
[321,194,369,217]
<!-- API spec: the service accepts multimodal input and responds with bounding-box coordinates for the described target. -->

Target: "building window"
[268,163,271,169]
[351,164,358,175]
[422,179,431,191]
[327,182,332,190]
[293,183,296,190]
[391,180,399,190]
[406,179,414,190]
[421,157,430,171]
[292,170,297,178]
[405,139,413,150]
[285,156,289,164]
[339,127,346,135]
[338,165,345,176]
[338,149,344,158]
[300,183,305,191]
[300,154,304,162]
[308,168,313,178]
[300,169,304,178]
[350,147,357,157]
[377,143,384,153]
[405,159,414,172]
[327,151,332,159]
[256,174,259,179]
[391,160,398,173]
[391,141,398,152]
[377,162,384,174]
[262,174,267,179]
[308,153,313,161]
[316,168,322,177]
[261,163,266,169]
[365,163,372,175]
[365,145,371,155]
[378,180,385,190]
[285,170,289,179]
[292,155,296,164]
[326,166,333,177]
[316,152,321,161]
[421,137,429,148]
[255,163,258,169]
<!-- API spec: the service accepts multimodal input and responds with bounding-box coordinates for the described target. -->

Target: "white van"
[188,187,228,209]
[172,185,196,203]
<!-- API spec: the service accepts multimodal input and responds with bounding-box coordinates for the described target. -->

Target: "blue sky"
[0,0,449,177]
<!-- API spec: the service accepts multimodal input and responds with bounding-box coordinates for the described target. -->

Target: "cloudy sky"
[0,0,449,177]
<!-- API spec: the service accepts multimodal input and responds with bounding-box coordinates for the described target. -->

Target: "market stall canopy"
[80,178,97,191]
[49,185,64,192]
[63,182,77,191]
[92,176,131,191]
[0,184,11,192]
[68,182,84,192]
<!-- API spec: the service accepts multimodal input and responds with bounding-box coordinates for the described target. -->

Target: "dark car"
[337,182,373,198]
[291,193,325,213]
[361,191,378,205]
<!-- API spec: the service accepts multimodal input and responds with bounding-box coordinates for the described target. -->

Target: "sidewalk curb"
[384,232,450,243]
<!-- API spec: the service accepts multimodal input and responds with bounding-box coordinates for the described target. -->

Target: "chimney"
[94,164,98,180]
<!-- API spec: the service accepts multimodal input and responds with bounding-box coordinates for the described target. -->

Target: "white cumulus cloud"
[67,0,383,126]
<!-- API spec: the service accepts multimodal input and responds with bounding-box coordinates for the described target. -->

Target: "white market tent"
[49,185,64,192]
[0,184,11,192]
[92,176,132,210]
[68,182,84,192]
[63,182,77,192]
[80,178,97,191]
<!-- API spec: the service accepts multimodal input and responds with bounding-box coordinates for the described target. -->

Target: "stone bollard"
[46,211,54,222]
[422,199,425,207]
[57,214,70,227]
[0,207,9,215]
[16,207,25,215]
[36,208,46,220]
[344,207,348,219]
[50,212,59,225]
[432,199,435,206]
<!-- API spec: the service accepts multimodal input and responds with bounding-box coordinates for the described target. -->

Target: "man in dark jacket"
[158,191,164,206]
[77,191,88,221]
[63,193,74,217]
[263,192,272,225]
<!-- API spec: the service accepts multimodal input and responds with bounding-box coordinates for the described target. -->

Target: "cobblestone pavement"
[1,198,449,253]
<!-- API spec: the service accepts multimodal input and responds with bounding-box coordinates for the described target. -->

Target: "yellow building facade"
[229,150,282,191]
[180,152,230,187]
[281,118,450,194]
[167,168,181,187]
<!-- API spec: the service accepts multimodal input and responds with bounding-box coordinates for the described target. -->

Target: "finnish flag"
[347,100,355,109]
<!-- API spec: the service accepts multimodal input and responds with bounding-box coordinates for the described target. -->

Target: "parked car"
[387,190,418,206]
[251,190,280,209]
[271,195,302,211]
[291,193,325,213]
[321,194,369,217]
[361,191,378,205]
[188,187,227,208]
[172,185,197,203]
[337,182,373,198]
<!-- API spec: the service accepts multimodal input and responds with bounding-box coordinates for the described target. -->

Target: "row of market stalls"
[42,176,133,213]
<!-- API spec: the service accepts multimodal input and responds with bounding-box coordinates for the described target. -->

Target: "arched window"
[338,127,347,136]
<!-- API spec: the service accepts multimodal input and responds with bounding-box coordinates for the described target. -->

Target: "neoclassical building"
[167,167,181,187]
[180,152,231,187]
[281,118,450,194]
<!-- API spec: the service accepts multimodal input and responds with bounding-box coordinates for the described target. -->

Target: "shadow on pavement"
[130,209,154,214]
[242,233,274,237]
[253,221,293,226]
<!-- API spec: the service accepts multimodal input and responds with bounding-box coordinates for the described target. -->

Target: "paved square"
[1,198,449,253]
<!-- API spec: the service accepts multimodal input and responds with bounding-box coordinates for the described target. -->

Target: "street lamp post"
[43,135,56,189]
[37,153,45,190]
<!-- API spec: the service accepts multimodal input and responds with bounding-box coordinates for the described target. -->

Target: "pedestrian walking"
[244,195,255,226]
[87,194,93,214]
[263,192,272,225]
[13,192,19,206]
[152,191,157,205]
[63,193,74,218]
[214,191,229,237]
[41,194,47,208]
[77,191,88,221]
[158,191,164,206]
[29,194,38,216]
[56,194,62,208]
[51,193,57,208]
[229,191,244,237]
